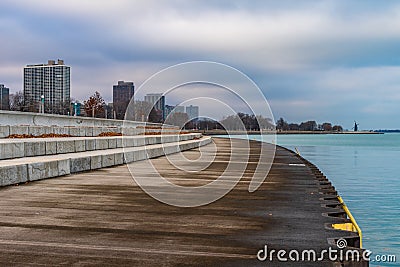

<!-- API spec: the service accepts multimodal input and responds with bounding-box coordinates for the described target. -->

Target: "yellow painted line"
[336,196,363,248]
[332,222,355,232]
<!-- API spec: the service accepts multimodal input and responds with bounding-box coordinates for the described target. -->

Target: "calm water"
[222,133,400,266]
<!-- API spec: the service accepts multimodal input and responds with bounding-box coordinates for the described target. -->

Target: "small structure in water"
[353,121,359,132]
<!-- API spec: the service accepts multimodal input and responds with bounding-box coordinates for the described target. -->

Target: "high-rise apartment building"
[113,81,134,120]
[186,105,199,120]
[0,84,10,110]
[144,93,166,120]
[24,59,70,114]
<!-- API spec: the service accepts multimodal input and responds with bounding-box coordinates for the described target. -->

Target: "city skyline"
[1,1,400,129]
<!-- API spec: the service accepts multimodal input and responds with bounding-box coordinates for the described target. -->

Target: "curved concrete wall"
[0,110,160,128]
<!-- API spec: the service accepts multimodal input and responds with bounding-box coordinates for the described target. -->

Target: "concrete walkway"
[0,138,364,266]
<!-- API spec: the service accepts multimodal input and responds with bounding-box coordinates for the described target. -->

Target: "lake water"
[222,133,400,266]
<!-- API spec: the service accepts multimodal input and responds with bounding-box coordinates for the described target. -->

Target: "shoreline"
[195,130,382,135]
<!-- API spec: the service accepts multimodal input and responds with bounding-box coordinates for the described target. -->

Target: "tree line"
[276,117,343,131]
[218,113,274,131]
[178,113,275,131]
[182,115,343,132]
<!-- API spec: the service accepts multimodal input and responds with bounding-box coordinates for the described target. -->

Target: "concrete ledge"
[9,126,29,136]
[0,111,181,140]
[101,154,115,168]
[0,136,211,186]
[0,142,25,160]
[28,161,59,181]
[25,141,46,157]
[85,139,96,151]
[0,164,28,186]
[0,126,10,138]
[70,157,91,173]
[0,110,163,128]
[2,125,180,139]
[90,155,102,170]
[58,159,70,176]
[56,140,75,154]
[45,141,57,155]
[95,139,109,150]
[115,152,124,165]
[0,133,202,160]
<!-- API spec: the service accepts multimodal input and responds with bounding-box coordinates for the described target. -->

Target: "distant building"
[105,103,114,119]
[165,104,185,118]
[144,93,165,120]
[0,84,10,110]
[186,105,199,120]
[113,81,134,120]
[174,105,185,113]
[24,59,70,114]
[165,105,174,118]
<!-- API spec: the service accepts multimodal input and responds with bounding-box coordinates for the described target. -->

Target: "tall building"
[113,81,134,120]
[144,93,166,120]
[0,84,10,110]
[186,105,199,120]
[24,59,70,114]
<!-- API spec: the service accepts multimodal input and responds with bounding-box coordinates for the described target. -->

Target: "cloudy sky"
[1,0,400,129]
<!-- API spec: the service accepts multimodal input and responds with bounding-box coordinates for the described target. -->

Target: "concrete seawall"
[0,110,157,127]
[0,111,181,138]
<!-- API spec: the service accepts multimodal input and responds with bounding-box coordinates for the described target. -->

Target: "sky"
[1,0,400,129]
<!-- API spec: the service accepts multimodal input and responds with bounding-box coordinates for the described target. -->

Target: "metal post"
[40,95,45,114]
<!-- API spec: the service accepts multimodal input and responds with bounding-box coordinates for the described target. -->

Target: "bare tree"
[84,91,105,117]
[220,114,245,131]
[148,107,163,123]
[332,125,343,132]
[165,112,189,127]
[321,122,332,131]
[128,100,153,121]
[9,91,24,111]
[276,117,289,131]
[255,115,272,130]
[299,120,317,131]
[288,123,300,131]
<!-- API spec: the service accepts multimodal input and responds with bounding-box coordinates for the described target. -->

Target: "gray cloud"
[1,1,400,128]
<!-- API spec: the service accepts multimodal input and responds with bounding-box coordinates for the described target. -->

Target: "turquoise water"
[222,133,400,266]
